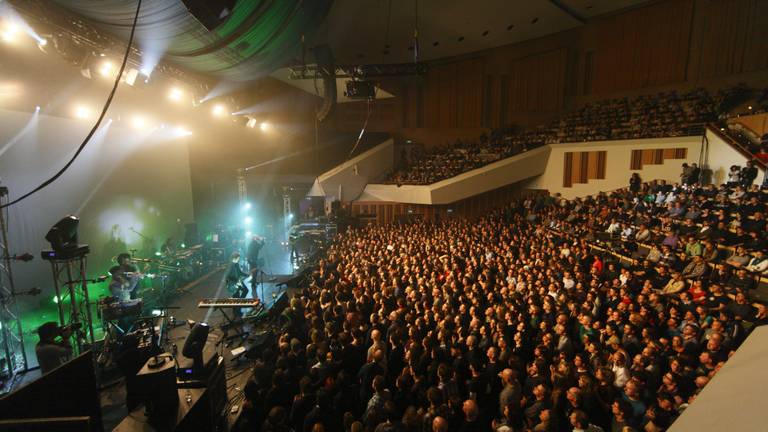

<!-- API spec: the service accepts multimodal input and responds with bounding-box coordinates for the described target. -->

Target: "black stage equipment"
[135,353,178,429]
[44,215,80,252]
[345,79,376,100]
[181,322,209,371]
[314,44,336,122]
[0,351,102,432]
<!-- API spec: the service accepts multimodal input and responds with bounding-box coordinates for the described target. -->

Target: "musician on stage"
[109,253,141,301]
[226,252,250,317]
[246,235,265,275]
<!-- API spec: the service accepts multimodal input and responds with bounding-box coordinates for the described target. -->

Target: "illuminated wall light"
[168,87,184,102]
[212,104,226,117]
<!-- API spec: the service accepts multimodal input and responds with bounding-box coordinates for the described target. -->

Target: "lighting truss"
[0,187,27,392]
[288,62,427,80]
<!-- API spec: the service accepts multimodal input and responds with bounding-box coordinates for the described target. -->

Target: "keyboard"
[197,298,261,308]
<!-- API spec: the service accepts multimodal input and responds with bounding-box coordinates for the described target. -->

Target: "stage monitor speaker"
[181,0,236,31]
[135,354,178,429]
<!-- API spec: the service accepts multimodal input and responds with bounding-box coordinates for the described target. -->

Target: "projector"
[345,80,376,100]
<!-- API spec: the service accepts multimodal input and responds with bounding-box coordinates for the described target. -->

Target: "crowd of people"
[235,175,767,432]
[386,87,762,185]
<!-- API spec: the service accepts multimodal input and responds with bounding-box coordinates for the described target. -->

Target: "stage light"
[168,87,184,102]
[180,243,186,248]
[259,121,271,132]
[1,22,19,43]
[98,60,114,77]
[243,216,253,226]
[74,105,90,119]
[37,38,47,47]
[246,118,258,129]
[151,309,162,316]
[140,67,152,77]
[175,125,192,136]
[45,215,80,251]
[243,202,252,211]
[212,104,226,117]
[131,116,147,129]
[245,231,252,237]
[288,213,294,219]
[155,251,162,256]
[35,105,40,112]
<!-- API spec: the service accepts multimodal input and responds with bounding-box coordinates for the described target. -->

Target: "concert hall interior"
[0,0,767,431]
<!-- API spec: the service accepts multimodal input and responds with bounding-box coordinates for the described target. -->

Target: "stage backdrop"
[0,107,194,342]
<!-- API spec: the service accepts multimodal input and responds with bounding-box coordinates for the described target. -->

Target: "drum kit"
[113,244,207,298]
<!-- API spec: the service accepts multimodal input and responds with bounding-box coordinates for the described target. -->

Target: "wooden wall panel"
[591,0,694,94]
[631,147,688,169]
[564,150,608,187]
[688,0,768,81]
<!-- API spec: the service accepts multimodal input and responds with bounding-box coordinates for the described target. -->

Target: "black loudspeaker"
[135,354,178,429]
[314,44,336,122]
[181,0,236,31]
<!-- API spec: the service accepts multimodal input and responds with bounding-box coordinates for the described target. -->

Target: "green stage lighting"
[244,217,253,226]
[155,251,162,256]
[243,202,252,211]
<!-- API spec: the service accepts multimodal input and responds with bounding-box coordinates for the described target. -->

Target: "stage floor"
[100,241,297,430]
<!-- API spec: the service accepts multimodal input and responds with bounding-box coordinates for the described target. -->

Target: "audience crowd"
[236,175,767,432]
[386,87,761,185]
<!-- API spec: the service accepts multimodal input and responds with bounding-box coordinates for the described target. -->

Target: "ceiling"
[23,0,653,81]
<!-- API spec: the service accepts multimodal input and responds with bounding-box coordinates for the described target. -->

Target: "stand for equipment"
[42,248,96,354]
[0,187,28,390]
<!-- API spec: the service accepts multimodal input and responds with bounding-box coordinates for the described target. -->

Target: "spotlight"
[246,118,258,129]
[243,216,253,226]
[35,105,40,112]
[288,213,294,219]
[37,38,47,47]
[140,67,152,77]
[245,231,252,237]
[74,105,90,119]
[131,116,147,129]
[45,215,80,251]
[243,202,252,210]
[259,122,271,132]
[212,104,226,117]
[175,125,192,136]
[168,87,184,102]
[1,22,19,43]
[98,60,114,77]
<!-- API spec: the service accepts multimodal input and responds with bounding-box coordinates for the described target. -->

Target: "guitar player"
[109,252,143,301]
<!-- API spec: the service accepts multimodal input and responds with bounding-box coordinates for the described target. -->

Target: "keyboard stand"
[216,307,247,340]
